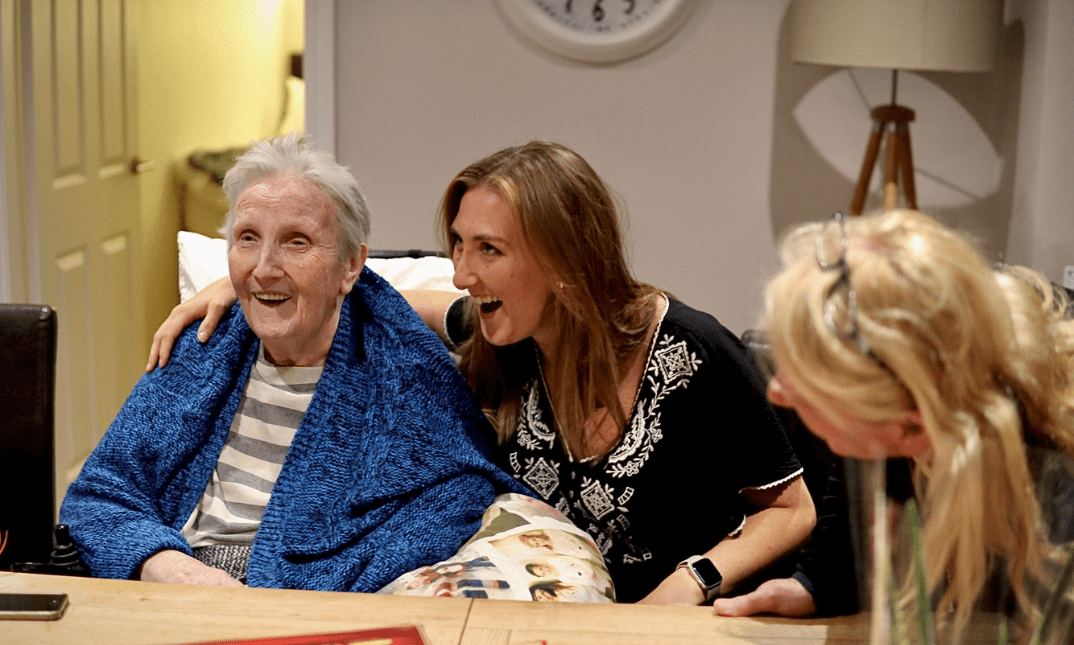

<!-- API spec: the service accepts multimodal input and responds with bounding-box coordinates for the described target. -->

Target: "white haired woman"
[61,134,524,590]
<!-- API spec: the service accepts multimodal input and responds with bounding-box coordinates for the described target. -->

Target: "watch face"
[691,557,722,588]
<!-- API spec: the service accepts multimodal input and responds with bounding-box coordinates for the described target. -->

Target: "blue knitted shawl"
[60,268,527,591]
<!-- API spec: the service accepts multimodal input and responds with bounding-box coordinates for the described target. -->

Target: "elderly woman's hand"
[146,277,237,371]
[139,549,245,587]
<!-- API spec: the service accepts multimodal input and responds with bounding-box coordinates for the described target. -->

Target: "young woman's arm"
[147,281,465,369]
[636,476,816,606]
[402,289,464,343]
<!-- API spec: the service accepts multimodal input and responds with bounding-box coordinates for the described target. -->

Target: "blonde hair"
[763,209,1074,633]
[437,141,661,459]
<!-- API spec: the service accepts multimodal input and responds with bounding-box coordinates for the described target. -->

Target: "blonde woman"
[715,209,1074,635]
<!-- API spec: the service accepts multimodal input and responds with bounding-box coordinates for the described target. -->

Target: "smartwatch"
[677,555,723,603]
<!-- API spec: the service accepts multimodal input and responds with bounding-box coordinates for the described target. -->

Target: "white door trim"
[304,0,335,155]
[0,0,15,302]
[0,77,10,303]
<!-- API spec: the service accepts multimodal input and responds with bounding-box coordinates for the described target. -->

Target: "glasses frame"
[816,212,904,385]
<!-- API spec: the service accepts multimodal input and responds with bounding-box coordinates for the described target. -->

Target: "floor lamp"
[786,0,1003,216]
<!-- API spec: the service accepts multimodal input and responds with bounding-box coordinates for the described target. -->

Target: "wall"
[335,1,788,335]
[332,1,1073,335]
[1005,0,1074,283]
[137,0,303,337]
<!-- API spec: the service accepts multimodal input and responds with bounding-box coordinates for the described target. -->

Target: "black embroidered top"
[449,295,803,602]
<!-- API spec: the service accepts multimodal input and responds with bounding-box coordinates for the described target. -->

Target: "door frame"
[0,0,27,303]
[305,0,334,156]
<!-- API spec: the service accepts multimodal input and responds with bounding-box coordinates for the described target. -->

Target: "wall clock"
[495,0,698,64]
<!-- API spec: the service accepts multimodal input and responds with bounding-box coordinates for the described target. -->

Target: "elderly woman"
[60,134,524,591]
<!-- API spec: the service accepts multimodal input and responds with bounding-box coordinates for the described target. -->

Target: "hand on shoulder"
[147,276,237,371]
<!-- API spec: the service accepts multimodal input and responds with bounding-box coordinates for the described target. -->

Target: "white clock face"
[534,0,675,35]
[496,0,697,64]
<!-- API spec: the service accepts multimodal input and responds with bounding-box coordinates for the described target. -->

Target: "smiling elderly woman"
[60,134,524,591]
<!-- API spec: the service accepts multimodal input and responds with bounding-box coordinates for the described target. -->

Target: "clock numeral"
[562,0,632,22]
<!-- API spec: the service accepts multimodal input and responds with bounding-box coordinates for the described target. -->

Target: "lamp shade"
[787,0,1003,72]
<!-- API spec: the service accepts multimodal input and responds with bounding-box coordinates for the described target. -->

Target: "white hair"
[220,133,371,263]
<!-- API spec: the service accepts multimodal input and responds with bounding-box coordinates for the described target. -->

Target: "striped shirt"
[182,346,322,548]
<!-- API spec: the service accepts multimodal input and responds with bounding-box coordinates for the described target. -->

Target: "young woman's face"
[766,368,929,460]
[450,185,556,349]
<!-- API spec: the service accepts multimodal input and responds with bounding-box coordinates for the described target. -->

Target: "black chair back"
[0,304,57,570]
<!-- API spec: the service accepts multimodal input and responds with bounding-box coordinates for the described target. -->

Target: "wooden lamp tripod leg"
[882,125,900,211]
[895,122,916,210]
[850,103,916,216]
[851,119,887,216]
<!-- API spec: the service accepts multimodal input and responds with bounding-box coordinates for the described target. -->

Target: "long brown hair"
[437,141,661,459]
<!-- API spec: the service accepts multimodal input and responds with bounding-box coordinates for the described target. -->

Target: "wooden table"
[0,572,1010,644]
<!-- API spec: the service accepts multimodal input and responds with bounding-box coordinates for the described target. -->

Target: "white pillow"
[365,256,460,294]
[178,231,228,303]
[177,231,460,303]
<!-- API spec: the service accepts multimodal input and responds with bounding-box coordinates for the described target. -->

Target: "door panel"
[28,0,144,511]
[52,247,94,473]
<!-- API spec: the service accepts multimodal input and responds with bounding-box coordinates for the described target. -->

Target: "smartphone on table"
[0,593,69,620]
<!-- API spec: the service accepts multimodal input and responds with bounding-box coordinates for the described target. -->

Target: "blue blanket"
[61,267,527,591]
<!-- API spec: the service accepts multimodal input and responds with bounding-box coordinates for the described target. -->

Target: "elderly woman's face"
[229,175,363,366]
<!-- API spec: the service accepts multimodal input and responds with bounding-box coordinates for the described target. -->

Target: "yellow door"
[25,0,145,510]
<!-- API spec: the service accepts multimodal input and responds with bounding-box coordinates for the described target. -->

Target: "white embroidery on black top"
[522,456,559,499]
[509,303,713,568]
[515,381,555,451]
[605,335,701,478]
[655,338,697,383]
[580,477,616,519]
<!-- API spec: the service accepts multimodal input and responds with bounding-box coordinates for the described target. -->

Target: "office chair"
[0,304,58,570]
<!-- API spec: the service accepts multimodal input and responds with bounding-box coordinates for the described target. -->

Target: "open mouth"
[473,295,503,314]
[255,293,291,306]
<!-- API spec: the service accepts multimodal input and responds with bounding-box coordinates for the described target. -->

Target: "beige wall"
[1005,0,1074,284]
[332,0,1073,335]
[336,1,791,335]
[137,0,303,337]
